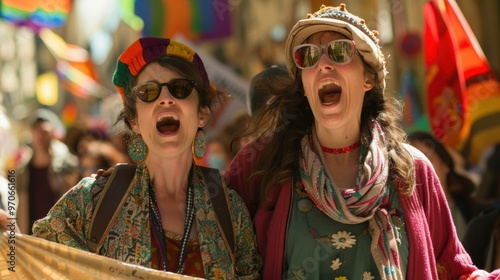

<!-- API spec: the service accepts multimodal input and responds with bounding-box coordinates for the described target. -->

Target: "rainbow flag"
[0,0,71,30]
[39,29,102,99]
[424,0,500,164]
[134,0,232,41]
[56,59,102,99]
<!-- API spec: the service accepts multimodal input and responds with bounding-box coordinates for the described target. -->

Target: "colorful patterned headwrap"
[112,37,216,105]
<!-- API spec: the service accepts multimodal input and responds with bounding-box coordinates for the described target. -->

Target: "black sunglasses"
[132,78,197,102]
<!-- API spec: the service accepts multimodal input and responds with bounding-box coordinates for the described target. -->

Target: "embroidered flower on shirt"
[50,218,65,233]
[331,231,357,249]
[292,268,307,280]
[363,271,375,280]
[334,276,347,280]
[331,258,342,270]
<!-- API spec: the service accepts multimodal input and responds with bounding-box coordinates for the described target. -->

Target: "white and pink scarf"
[299,118,403,280]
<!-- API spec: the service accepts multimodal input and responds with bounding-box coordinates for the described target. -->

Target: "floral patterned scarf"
[299,118,403,279]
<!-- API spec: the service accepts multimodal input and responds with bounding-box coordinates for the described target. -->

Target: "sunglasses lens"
[168,79,194,99]
[294,40,354,69]
[327,41,354,64]
[135,82,160,102]
[294,45,320,69]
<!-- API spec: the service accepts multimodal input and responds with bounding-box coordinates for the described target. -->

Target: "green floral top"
[285,181,409,280]
[32,164,262,279]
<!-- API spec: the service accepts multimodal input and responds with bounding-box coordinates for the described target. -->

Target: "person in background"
[205,135,233,172]
[224,3,500,279]
[205,113,252,172]
[408,131,488,239]
[463,206,500,272]
[16,109,79,234]
[78,141,128,178]
[31,37,261,278]
[247,65,289,116]
[66,126,110,158]
[0,107,18,231]
[475,144,500,203]
[463,144,500,271]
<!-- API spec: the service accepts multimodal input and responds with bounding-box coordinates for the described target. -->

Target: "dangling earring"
[192,129,206,159]
[127,133,148,163]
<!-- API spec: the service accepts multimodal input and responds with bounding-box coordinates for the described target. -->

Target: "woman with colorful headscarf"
[32,37,261,279]
[225,4,500,279]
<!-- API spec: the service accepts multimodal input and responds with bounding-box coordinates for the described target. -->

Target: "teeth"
[157,114,178,122]
[318,80,339,90]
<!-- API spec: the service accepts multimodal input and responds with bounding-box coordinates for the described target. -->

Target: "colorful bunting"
[134,0,232,41]
[56,59,102,99]
[39,28,102,99]
[0,0,71,31]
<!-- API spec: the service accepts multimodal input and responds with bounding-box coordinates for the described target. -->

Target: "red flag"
[443,0,500,164]
[424,0,466,148]
[424,0,500,164]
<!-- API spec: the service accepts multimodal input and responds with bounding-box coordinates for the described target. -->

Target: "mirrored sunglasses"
[132,78,197,102]
[293,39,356,70]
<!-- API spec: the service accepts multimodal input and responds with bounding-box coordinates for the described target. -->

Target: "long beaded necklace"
[149,166,195,274]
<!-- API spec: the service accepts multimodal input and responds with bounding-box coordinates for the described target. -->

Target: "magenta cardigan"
[224,142,500,279]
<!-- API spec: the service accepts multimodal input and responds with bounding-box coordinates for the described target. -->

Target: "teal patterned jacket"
[32,164,262,279]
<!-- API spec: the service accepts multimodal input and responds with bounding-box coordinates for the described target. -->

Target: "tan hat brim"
[285,17,386,90]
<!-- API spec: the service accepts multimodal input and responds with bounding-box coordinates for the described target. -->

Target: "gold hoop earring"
[127,133,148,163]
[192,129,206,159]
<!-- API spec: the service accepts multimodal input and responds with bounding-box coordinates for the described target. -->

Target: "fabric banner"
[424,0,500,164]
[134,0,232,41]
[441,0,500,165]
[0,0,71,31]
[0,231,201,280]
[38,28,103,99]
[423,0,466,149]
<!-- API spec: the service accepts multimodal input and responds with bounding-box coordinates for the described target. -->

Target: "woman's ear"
[129,118,140,134]
[363,75,375,92]
[198,106,210,128]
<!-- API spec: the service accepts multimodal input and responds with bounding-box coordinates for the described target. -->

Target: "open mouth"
[318,80,342,105]
[156,115,180,134]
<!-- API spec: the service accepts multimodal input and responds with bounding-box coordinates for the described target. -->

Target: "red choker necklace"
[320,141,361,154]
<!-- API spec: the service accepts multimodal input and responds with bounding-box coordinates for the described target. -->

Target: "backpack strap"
[198,166,235,255]
[87,163,137,253]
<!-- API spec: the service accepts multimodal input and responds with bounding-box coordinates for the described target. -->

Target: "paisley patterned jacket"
[32,163,262,279]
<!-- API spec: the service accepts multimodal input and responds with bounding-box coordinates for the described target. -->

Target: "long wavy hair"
[239,59,416,204]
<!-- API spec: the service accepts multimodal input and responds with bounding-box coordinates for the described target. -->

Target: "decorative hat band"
[112,37,216,104]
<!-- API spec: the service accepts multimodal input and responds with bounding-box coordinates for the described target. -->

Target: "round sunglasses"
[132,78,197,102]
[293,39,356,69]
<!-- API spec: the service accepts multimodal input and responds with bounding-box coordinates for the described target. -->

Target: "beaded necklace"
[320,141,360,154]
[308,134,360,154]
[149,166,195,274]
